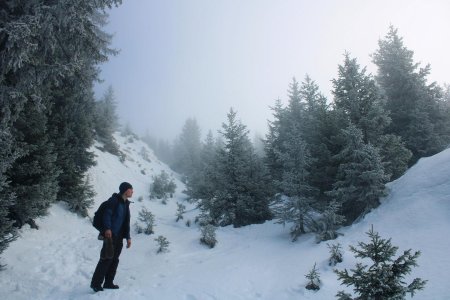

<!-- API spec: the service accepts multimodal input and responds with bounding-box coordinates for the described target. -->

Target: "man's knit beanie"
[119,182,133,195]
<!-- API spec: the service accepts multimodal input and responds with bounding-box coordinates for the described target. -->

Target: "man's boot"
[103,282,119,289]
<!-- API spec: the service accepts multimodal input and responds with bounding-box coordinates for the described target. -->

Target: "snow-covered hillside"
[1,133,449,299]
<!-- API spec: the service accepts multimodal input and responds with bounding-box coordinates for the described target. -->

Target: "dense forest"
[1,0,450,268]
[162,27,450,241]
[0,0,123,268]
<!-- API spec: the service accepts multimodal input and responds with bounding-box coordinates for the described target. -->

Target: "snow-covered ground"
[1,133,449,299]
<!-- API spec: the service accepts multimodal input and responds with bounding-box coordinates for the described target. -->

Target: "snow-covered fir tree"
[175,202,186,222]
[335,226,427,299]
[150,170,176,202]
[171,118,202,180]
[43,1,120,215]
[305,263,321,291]
[185,131,220,203]
[94,85,120,155]
[7,100,60,228]
[66,176,96,218]
[264,98,287,184]
[332,53,390,145]
[327,242,343,266]
[327,124,389,224]
[200,224,217,248]
[141,133,174,166]
[377,134,412,180]
[137,207,155,235]
[0,152,17,267]
[311,201,345,242]
[155,235,170,253]
[331,53,414,182]
[265,78,306,191]
[121,123,138,142]
[300,75,335,202]
[210,108,272,227]
[373,26,450,165]
[0,0,122,260]
[272,123,317,241]
[264,77,339,208]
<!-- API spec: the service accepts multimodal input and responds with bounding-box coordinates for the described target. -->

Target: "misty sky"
[95,0,450,141]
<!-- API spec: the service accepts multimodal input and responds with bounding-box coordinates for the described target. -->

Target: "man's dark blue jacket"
[102,193,131,240]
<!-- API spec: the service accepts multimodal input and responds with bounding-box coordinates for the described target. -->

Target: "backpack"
[92,196,120,233]
[92,200,110,232]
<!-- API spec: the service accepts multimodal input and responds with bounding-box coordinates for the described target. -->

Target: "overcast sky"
[95,0,450,141]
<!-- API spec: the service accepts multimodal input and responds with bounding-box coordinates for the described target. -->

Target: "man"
[90,182,133,292]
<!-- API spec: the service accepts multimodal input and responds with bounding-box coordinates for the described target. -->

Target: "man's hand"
[104,229,112,239]
[126,239,131,248]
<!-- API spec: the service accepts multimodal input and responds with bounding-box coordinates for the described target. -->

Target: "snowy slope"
[0,133,449,299]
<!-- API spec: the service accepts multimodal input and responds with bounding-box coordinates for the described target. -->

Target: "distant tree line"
[165,27,450,241]
[0,0,122,267]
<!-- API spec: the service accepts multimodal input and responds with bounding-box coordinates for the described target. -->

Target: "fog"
[95,0,450,141]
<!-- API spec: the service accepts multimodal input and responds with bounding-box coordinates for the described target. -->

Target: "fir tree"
[332,53,390,145]
[252,132,265,157]
[305,263,321,291]
[171,118,202,179]
[436,84,450,147]
[311,201,345,243]
[264,98,288,186]
[265,78,305,191]
[377,134,412,180]
[66,175,96,218]
[212,109,272,227]
[121,122,137,140]
[94,85,120,155]
[155,235,170,253]
[335,226,427,299]
[328,242,343,266]
[272,123,317,241]
[7,100,60,227]
[286,77,306,127]
[142,133,174,165]
[184,131,220,203]
[175,202,186,222]
[373,26,449,164]
[156,139,174,165]
[150,170,176,202]
[200,224,217,248]
[0,0,122,262]
[300,75,334,203]
[327,125,389,224]
[48,85,97,215]
[41,0,121,215]
[0,152,17,268]
[137,207,155,235]
[331,53,414,183]
[0,91,19,262]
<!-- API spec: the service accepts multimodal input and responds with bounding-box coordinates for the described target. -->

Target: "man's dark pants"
[91,236,124,287]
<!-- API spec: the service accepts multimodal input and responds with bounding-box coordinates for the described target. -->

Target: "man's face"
[124,188,133,198]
